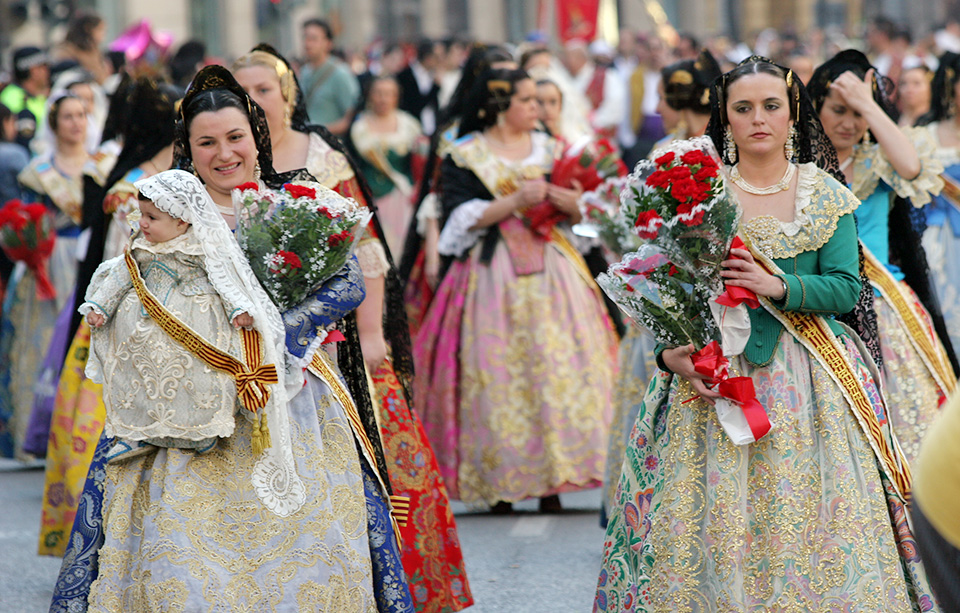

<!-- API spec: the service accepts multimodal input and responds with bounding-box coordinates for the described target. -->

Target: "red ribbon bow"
[716,236,760,309]
[692,340,771,442]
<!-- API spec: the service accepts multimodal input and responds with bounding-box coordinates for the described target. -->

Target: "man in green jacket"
[0,46,50,148]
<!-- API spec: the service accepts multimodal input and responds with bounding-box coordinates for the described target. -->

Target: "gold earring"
[254,161,262,182]
[283,105,292,128]
[861,130,870,147]
[724,125,737,164]
[785,126,797,160]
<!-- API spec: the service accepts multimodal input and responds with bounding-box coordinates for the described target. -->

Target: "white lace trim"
[865,126,944,207]
[130,228,205,256]
[356,240,390,278]
[437,198,491,257]
[927,122,960,167]
[416,192,440,236]
[134,170,306,517]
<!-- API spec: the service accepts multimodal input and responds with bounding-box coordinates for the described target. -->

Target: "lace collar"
[741,163,859,260]
[304,131,355,189]
[448,131,560,198]
[131,226,204,256]
[928,122,960,168]
[851,127,944,206]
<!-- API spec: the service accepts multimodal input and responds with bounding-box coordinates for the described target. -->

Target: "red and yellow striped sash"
[862,245,957,394]
[307,349,409,543]
[124,250,279,417]
[750,248,912,502]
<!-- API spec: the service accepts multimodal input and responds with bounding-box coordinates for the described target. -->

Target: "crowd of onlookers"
[4,12,960,204]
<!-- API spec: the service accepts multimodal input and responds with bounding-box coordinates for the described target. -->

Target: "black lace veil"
[806,49,899,136]
[808,50,959,371]
[706,55,883,366]
[172,65,275,176]
[918,52,960,126]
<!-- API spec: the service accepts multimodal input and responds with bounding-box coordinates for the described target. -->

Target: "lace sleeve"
[78,256,131,321]
[437,198,491,257]
[281,255,366,360]
[870,127,945,206]
[355,239,391,279]
[416,192,440,236]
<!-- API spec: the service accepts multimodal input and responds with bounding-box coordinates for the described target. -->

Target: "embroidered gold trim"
[307,350,406,543]
[124,251,278,454]
[746,241,913,502]
[863,245,957,393]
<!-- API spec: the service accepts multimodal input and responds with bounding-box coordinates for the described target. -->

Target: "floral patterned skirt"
[371,360,473,612]
[595,333,937,612]
[874,286,948,464]
[415,240,618,506]
[603,326,657,523]
[38,321,106,556]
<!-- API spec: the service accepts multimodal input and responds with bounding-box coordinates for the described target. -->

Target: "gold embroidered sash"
[307,349,409,542]
[862,244,957,394]
[939,172,960,212]
[748,245,913,502]
[124,251,278,452]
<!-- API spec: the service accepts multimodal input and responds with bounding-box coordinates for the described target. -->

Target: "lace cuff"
[437,198,491,257]
[416,192,440,236]
[356,239,391,278]
[870,127,945,206]
[81,256,131,320]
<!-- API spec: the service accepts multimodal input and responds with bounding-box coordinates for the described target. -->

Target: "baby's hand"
[233,312,254,328]
[86,312,105,328]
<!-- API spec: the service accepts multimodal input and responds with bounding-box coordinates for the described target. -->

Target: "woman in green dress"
[595,56,938,612]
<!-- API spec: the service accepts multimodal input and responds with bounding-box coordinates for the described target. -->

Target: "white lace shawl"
[133,170,307,517]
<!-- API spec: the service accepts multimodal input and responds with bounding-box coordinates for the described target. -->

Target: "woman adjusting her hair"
[595,56,939,611]
[806,49,957,464]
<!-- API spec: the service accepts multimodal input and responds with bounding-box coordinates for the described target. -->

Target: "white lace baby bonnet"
[133,169,307,516]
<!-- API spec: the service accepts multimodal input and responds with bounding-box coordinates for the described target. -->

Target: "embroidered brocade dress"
[847,133,955,463]
[595,164,938,612]
[922,122,960,359]
[416,131,618,506]
[0,154,92,459]
[38,169,141,556]
[306,134,473,613]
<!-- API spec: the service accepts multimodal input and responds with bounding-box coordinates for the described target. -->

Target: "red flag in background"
[556,0,600,42]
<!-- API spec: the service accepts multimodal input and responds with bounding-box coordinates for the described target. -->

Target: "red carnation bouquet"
[232,181,371,311]
[598,137,770,445]
[0,200,57,300]
[523,138,628,237]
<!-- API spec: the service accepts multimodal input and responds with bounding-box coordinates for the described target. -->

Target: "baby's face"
[138,199,189,244]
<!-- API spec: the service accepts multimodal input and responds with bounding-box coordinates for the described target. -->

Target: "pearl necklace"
[730,163,796,195]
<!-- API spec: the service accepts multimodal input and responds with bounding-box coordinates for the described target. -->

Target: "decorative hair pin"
[670,70,694,85]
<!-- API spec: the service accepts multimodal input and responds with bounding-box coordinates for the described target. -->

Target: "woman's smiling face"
[187,107,259,197]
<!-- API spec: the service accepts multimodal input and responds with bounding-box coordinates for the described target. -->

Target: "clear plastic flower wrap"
[232,181,372,311]
[573,175,643,256]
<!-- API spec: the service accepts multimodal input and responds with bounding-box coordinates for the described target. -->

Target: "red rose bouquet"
[0,199,57,300]
[598,137,769,445]
[523,138,628,237]
[232,181,372,311]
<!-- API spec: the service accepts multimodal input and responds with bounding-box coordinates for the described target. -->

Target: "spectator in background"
[614,29,639,153]
[52,12,111,85]
[0,46,50,148]
[787,53,816,84]
[0,104,28,204]
[899,65,933,126]
[300,18,359,136]
[675,32,700,60]
[438,37,469,108]
[867,16,897,75]
[397,39,442,135]
[169,40,207,94]
[564,39,626,141]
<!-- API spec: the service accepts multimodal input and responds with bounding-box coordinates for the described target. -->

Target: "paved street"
[0,458,607,612]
